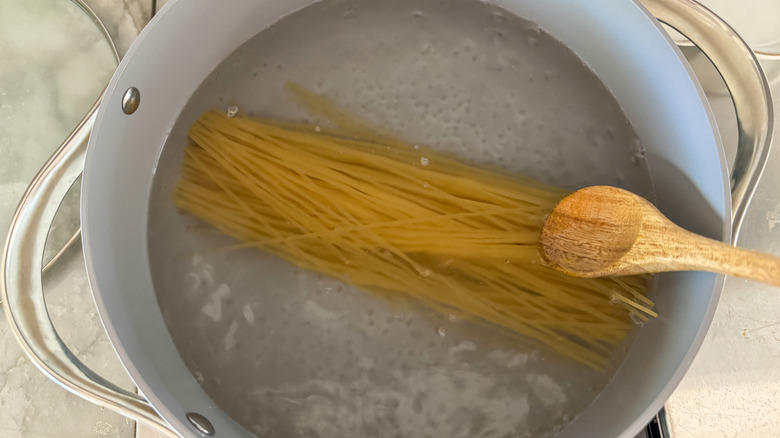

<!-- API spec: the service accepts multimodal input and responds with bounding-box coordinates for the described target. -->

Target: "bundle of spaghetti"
[175,109,656,369]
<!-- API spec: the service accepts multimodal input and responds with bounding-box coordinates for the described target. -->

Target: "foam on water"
[147,0,655,436]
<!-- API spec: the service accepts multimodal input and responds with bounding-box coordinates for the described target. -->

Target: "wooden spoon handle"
[661,228,780,287]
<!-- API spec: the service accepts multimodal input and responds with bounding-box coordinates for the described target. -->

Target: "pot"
[2,0,773,437]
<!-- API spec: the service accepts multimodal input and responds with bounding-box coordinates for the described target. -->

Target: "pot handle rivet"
[121,86,140,115]
[186,412,215,436]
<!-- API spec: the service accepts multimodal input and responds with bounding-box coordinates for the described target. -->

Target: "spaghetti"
[174,94,656,369]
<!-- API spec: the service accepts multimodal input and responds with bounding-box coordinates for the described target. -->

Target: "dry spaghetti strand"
[175,104,655,370]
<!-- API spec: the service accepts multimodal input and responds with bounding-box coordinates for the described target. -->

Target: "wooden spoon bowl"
[539,186,780,287]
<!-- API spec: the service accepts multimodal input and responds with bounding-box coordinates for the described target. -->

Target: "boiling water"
[148,0,655,436]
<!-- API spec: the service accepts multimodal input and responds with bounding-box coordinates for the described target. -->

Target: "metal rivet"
[186,412,215,436]
[121,86,140,114]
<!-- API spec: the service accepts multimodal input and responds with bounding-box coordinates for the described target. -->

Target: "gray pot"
[2,0,773,437]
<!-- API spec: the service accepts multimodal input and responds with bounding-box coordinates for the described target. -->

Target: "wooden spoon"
[538,185,780,286]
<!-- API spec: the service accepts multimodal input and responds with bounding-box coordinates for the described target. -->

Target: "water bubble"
[629,312,647,325]
[420,157,430,167]
[343,6,357,19]
[437,327,447,337]
[491,10,508,23]
[315,125,321,133]
[630,138,647,159]
[193,371,205,384]
[419,269,431,277]
[493,30,507,45]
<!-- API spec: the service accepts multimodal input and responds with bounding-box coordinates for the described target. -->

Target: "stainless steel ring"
[640,0,774,241]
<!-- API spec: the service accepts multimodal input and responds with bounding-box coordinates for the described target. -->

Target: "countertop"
[0,1,778,437]
[0,1,152,437]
